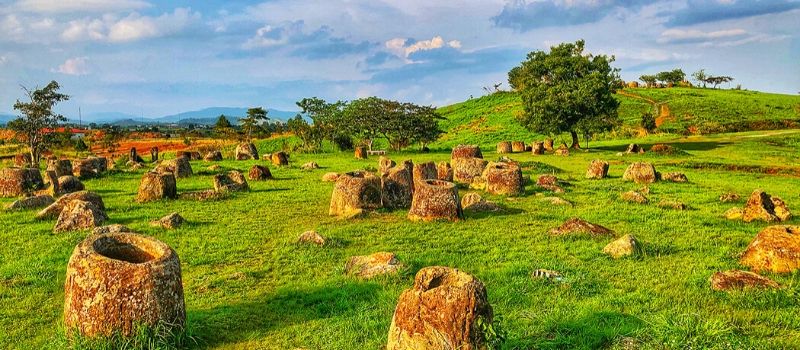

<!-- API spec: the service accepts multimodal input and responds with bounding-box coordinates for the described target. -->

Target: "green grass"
[2,131,800,349]
[435,89,800,148]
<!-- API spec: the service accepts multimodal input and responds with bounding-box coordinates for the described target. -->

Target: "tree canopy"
[9,80,70,164]
[240,107,269,140]
[509,40,620,148]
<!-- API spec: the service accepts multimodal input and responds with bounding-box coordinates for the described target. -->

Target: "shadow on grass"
[464,206,526,219]
[594,141,731,153]
[189,282,382,347]
[528,311,645,350]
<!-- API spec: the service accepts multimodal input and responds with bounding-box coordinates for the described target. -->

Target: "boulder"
[461,192,501,213]
[386,266,493,350]
[550,218,614,237]
[743,190,788,223]
[625,144,645,154]
[203,151,223,161]
[73,157,107,178]
[586,160,609,179]
[382,161,414,210]
[483,162,524,196]
[452,157,488,184]
[412,161,437,184]
[329,171,382,217]
[150,147,159,162]
[54,200,107,233]
[43,170,59,193]
[740,225,800,273]
[271,151,289,166]
[436,161,453,182]
[37,191,106,219]
[725,207,743,220]
[47,159,73,177]
[709,270,780,291]
[621,190,648,204]
[536,174,563,193]
[720,192,741,203]
[92,224,132,235]
[345,252,403,278]
[662,172,688,183]
[249,165,273,181]
[511,141,526,153]
[554,144,569,156]
[378,156,396,176]
[298,230,327,246]
[64,233,185,337]
[451,145,483,160]
[213,171,249,192]
[603,234,641,258]
[771,196,792,221]
[0,168,44,197]
[531,141,545,155]
[321,172,340,182]
[496,141,512,154]
[544,138,554,151]
[354,146,368,159]
[408,179,463,222]
[623,162,658,184]
[157,157,192,178]
[5,195,54,210]
[234,143,258,160]
[151,212,185,229]
[136,172,178,203]
[58,176,84,194]
[300,161,319,171]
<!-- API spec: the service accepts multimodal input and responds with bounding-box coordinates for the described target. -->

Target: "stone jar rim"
[82,232,175,267]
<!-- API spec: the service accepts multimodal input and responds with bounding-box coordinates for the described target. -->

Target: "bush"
[640,112,657,133]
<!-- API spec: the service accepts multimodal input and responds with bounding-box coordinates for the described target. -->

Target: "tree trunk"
[570,131,581,149]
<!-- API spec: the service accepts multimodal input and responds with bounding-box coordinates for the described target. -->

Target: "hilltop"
[434,88,800,148]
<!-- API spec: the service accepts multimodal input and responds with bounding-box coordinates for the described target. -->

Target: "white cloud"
[54,57,90,75]
[15,0,151,13]
[60,8,200,43]
[658,28,748,44]
[385,35,462,60]
[0,56,7,65]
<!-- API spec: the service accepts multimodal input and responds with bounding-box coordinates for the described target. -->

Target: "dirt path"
[617,89,672,127]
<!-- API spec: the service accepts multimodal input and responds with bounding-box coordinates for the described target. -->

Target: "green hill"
[434,88,800,148]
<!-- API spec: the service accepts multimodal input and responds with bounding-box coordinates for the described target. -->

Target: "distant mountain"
[84,112,140,123]
[155,107,296,123]
[0,113,15,124]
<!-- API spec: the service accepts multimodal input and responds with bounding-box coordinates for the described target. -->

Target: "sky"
[0,0,798,119]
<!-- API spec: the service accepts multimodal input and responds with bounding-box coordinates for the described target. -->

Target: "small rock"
[719,192,741,203]
[709,270,780,291]
[214,171,249,192]
[298,230,327,246]
[537,174,564,193]
[460,192,502,212]
[603,234,641,258]
[585,160,609,179]
[321,172,339,182]
[743,189,789,223]
[208,165,221,171]
[300,161,319,171]
[92,224,132,235]
[657,200,687,210]
[531,269,562,281]
[541,197,573,207]
[344,252,403,278]
[550,218,614,237]
[623,162,658,184]
[625,143,645,154]
[58,176,85,194]
[248,165,272,181]
[621,190,648,204]
[5,195,54,210]
[661,172,688,183]
[54,200,107,233]
[151,212,185,229]
[724,207,743,220]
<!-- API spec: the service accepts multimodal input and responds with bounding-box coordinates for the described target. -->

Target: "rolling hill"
[434,88,800,148]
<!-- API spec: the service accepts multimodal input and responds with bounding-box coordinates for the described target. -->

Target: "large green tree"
[240,107,269,140]
[509,40,620,149]
[9,81,70,164]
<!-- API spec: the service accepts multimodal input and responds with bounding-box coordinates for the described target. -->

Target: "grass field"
[2,129,800,349]
[436,89,800,148]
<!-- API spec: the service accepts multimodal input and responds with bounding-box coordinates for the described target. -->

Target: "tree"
[343,97,387,150]
[655,69,685,86]
[214,114,236,140]
[509,40,620,149]
[640,112,657,133]
[240,107,269,140]
[74,137,88,155]
[8,81,70,164]
[214,114,232,129]
[707,75,734,89]
[692,69,708,88]
[295,97,349,151]
[639,74,657,88]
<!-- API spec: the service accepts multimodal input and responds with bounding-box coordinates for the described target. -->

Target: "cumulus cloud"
[665,0,800,27]
[54,57,90,75]
[61,8,200,43]
[242,21,374,59]
[385,36,462,61]
[14,0,151,13]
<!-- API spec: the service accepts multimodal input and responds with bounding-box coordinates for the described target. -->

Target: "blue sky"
[0,0,798,119]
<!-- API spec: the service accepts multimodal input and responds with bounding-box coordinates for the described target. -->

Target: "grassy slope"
[2,132,800,349]
[434,88,800,148]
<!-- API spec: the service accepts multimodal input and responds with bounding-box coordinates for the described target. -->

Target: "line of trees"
[691,69,734,89]
[286,96,443,152]
[639,69,686,87]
